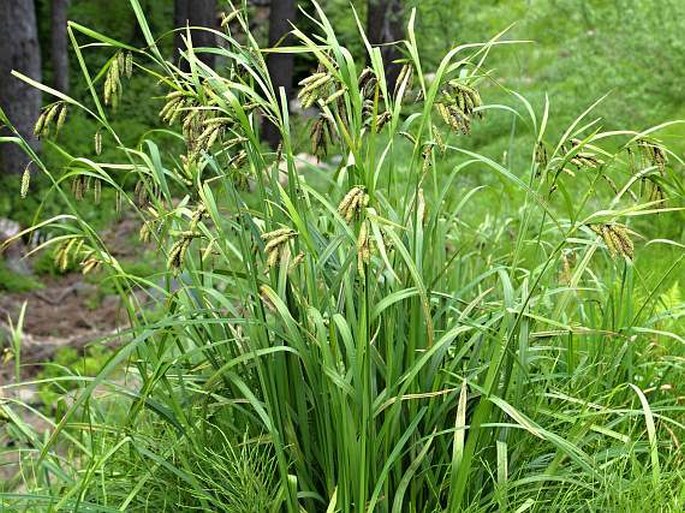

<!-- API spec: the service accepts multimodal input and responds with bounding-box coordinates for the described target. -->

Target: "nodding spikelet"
[358,67,377,99]
[565,139,604,169]
[56,104,68,134]
[433,126,446,155]
[570,152,603,169]
[338,186,369,223]
[591,223,635,260]
[323,87,347,106]
[400,131,417,145]
[298,71,334,109]
[139,221,151,243]
[72,175,86,201]
[289,251,305,272]
[34,102,65,138]
[81,255,101,275]
[93,178,101,204]
[261,227,297,271]
[94,129,103,155]
[33,110,47,137]
[125,51,133,78]
[221,9,240,27]
[436,102,470,135]
[436,80,483,135]
[160,91,186,124]
[422,143,434,172]
[168,236,193,271]
[134,179,150,206]
[356,220,370,276]
[261,227,295,241]
[394,63,414,99]
[20,164,31,199]
[310,113,336,160]
[55,237,81,272]
[374,111,392,133]
[197,123,224,151]
[535,141,548,174]
[636,138,668,172]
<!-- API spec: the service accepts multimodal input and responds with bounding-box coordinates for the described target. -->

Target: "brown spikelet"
[535,141,548,175]
[435,79,484,135]
[374,111,392,133]
[394,63,414,100]
[168,237,191,271]
[134,179,148,206]
[72,175,85,201]
[591,223,635,260]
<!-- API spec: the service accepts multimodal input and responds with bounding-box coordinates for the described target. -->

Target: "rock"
[0,217,31,275]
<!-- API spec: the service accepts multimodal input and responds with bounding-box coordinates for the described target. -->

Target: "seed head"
[356,220,371,276]
[94,129,103,155]
[338,186,368,223]
[261,227,297,272]
[20,164,31,199]
[591,223,634,260]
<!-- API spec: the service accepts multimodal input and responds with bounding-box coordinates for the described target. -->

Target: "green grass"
[1,1,684,512]
[0,261,43,293]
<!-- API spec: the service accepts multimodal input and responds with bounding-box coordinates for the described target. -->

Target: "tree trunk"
[51,0,70,93]
[367,0,404,93]
[0,0,42,175]
[174,0,217,70]
[263,0,297,149]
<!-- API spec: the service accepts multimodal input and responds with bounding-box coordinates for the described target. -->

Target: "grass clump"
[1,1,684,512]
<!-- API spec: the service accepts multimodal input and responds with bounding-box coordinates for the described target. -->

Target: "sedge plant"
[1,1,684,512]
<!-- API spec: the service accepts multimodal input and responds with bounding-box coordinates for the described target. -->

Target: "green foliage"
[1,2,684,513]
[0,261,43,293]
[35,344,111,407]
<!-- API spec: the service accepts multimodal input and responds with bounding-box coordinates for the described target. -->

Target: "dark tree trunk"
[263,0,296,149]
[0,0,42,175]
[367,0,404,93]
[174,0,217,70]
[51,0,70,93]
[173,0,189,64]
